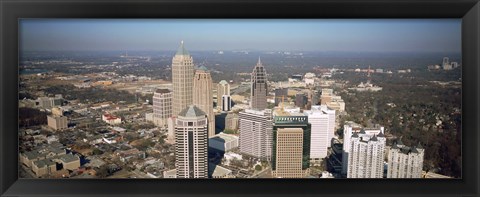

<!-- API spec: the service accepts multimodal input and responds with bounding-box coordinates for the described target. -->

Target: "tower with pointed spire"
[193,66,215,137]
[171,41,194,116]
[250,57,268,110]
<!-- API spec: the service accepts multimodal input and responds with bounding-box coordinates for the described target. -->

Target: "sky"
[20,19,461,53]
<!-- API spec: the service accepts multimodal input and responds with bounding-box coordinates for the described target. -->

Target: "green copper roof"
[175,40,190,56]
[219,80,228,85]
[197,66,208,71]
[178,105,206,118]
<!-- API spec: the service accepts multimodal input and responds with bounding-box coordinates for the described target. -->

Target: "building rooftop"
[209,164,232,177]
[58,154,80,163]
[178,105,206,118]
[197,66,209,71]
[210,132,239,143]
[33,159,56,168]
[163,169,177,178]
[155,89,171,94]
[219,80,229,85]
[175,40,190,56]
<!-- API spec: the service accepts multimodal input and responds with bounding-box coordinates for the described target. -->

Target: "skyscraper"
[271,110,311,178]
[342,122,384,175]
[221,95,231,112]
[172,41,194,116]
[387,140,424,178]
[303,105,336,162]
[152,89,172,127]
[217,80,230,109]
[239,109,273,160]
[274,128,304,178]
[347,130,386,178]
[193,66,215,137]
[250,57,268,110]
[175,105,208,178]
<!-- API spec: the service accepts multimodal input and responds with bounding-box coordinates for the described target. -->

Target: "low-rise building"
[102,114,122,125]
[209,132,239,152]
[47,115,68,130]
[116,148,146,163]
[209,164,234,178]
[32,159,57,177]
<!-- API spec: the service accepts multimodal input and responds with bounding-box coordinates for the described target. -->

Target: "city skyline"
[20,19,461,53]
[17,22,461,179]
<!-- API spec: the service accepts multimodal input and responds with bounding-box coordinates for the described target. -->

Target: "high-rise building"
[347,130,386,178]
[166,116,176,144]
[152,89,172,127]
[303,105,336,161]
[274,128,304,178]
[387,140,424,178]
[172,41,194,116]
[250,57,268,110]
[342,122,384,175]
[239,109,273,160]
[225,112,239,131]
[295,93,308,109]
[193,67,215,137]
[217,80,230,109]
[274,88,288,106]
[175,105,208,178]
[272,110,311,178]
[221,95,231,112]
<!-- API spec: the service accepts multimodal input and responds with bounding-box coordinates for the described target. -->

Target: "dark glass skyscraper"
[250,57,268,110]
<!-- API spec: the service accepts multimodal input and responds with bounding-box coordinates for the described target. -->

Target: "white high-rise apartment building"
[303,105,336,161]
[172,41,194,116]
[342,121,384,176]
[193,67,215,137]
[347,131,386,178]
[175,105,208,178]
[239,109,273,160]
[152,89,172,127]
[387,140,424,178]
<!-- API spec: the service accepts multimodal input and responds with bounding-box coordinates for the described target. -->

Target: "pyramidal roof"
[417,142,424,149]
[256,57,263,67]
[219,80,228,85]
[377,131,385,137]
[197,66,209,71]
[178,105,206,118]
[175,40,190,56]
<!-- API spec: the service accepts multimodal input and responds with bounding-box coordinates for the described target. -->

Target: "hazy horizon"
[20,19,461,53]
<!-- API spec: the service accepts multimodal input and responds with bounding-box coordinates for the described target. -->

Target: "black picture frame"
[1,0,479,196]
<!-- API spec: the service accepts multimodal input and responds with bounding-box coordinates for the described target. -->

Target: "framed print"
[1,0,479,196]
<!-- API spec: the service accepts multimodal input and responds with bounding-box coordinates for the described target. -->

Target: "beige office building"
[152,89,172,127]
[175,105,208,178]
[171,41,194,116]
[225,113,239,131]
[47,115,68,130]
[273,128,305,178]
[193,67,215,137]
